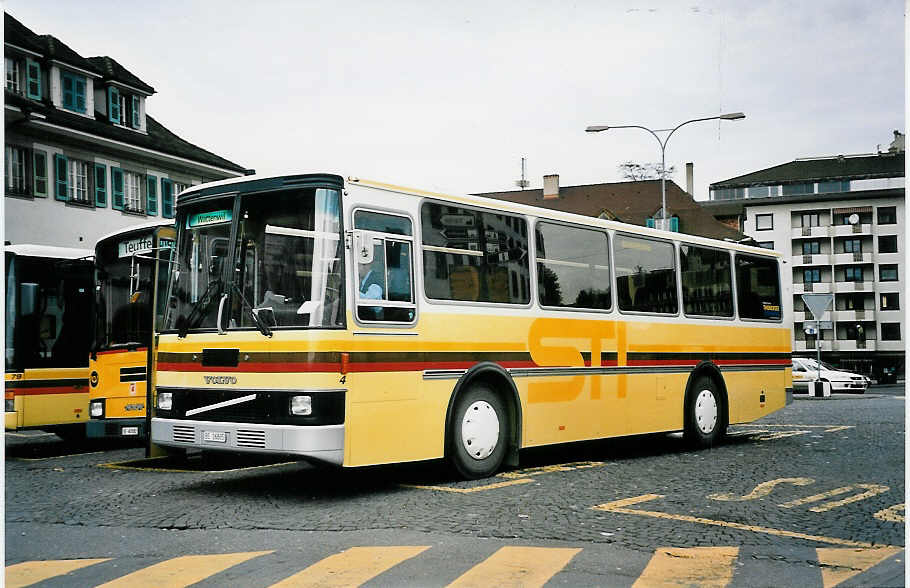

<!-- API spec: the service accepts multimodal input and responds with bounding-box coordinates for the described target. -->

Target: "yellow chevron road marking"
[96,551,271,588]
[447,546,581,588]
[874,503,905,523]
[270,546,429,587]
[403,478,534,493]
[593,494,894,548]
[708,477,815,502]
[778,484,890,512]
[5,558,109,588]
[633,547,738,588]
[816,547,903,588]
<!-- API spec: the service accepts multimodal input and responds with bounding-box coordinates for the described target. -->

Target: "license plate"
[203,430,227,443]
[121,426,139,436]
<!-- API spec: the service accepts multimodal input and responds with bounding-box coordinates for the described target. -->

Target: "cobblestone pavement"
[5,386,905,585]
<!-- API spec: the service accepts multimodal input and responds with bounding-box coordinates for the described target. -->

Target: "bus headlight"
[90,400,104,418]
[290,395,312,416]
[157,392,173,411]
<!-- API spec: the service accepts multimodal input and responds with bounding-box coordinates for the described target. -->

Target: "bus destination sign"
[118,236,154,258]
[188,210,232,228]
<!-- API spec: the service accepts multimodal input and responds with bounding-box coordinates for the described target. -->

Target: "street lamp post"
[586,112,745,231]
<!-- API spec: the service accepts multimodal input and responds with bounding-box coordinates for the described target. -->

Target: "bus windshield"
[165,187,344,332]
[5,253,93,370]
[93,234,160,350]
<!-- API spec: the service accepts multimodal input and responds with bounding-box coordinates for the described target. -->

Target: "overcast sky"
[7,0,905,202]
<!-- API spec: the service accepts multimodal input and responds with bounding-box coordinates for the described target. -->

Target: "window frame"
[734,252,783,323]
[534,218,613,314]
[878,235,898,254]
[879,264,899,282]
[754,213,774,231]
[801,212,820,228]
[5,145,30,195]
[877,206,897,225]
[122,170,144,214]
[419,198,532,309]
[880,323,901,341]
[803,268,821,284]
[66,158,93,205]
[5,56,21,94]
[802,241,820,255]
[844,266,864,283]
[352,207,417,327]
[613,232,680,316]
[880,292,899,311]
[679,244,734,320]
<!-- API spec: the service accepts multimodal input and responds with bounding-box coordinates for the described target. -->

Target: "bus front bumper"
[151,418,344,465]
[87,418,146,439]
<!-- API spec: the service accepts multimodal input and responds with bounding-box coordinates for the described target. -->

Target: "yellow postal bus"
[5,245,94,439]
[151,173,792,478]
[88,221,174,439]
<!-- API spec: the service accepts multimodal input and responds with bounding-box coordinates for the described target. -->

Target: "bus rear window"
[735,254,781,320]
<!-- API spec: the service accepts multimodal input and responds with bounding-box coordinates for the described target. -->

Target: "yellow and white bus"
[88,221,174,440]
[5,245,94,440]
[151,173,792,478]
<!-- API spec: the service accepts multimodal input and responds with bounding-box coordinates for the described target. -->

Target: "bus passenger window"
[614,235,678,314]
[536,222,611,310]
[735,254,782,320]
[680,245,733,317]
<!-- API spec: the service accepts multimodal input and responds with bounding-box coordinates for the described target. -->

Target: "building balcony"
[791,254,832,267]
[833,309,875,322]
[791,226,830,239]
[794,281,832,294]
[831,223,873,237]
[794,339,834,352]
[834,340,877,352]
[833,280,874,293]
[831,252,873,265]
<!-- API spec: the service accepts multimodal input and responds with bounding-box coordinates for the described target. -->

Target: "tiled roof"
[38,34,101,75]
[6,91,247,173]
[86,56,155,94]
[474,180,744,241]
[711,153,904,189]
[4,12,44,54]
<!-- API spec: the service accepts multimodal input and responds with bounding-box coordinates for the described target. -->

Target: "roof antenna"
[515,157,529,190]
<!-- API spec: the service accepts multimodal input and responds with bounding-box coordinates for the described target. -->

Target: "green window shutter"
[62,74,74,109]
[94,164,107,207]
[33,150,48,197]
[111,167,124,210]
[669,216,679,232]
[146,175,158,215]
[54,153,68,201]
[26,59,41,100]
[74,77,86,112]
[161,178,174,218]
[646,217,655,229]
[131,96,141,128]
[108,86,120,123]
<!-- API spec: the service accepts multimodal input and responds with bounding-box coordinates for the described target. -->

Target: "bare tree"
[618,161,676,181]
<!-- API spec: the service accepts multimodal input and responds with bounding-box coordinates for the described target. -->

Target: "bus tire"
[683,376,726,449]
[448,383,508,480]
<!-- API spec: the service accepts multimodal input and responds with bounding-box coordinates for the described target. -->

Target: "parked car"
[792,357,870,394]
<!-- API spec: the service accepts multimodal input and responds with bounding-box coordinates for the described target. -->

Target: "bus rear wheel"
[449,383,507,480]
[684,376,726,449]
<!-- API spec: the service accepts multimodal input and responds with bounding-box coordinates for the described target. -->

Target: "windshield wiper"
[177,279,223,338]
[231,283,272,337]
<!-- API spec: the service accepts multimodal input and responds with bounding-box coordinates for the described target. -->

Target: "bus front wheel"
[683,376,726,449]
[449,383,507,480]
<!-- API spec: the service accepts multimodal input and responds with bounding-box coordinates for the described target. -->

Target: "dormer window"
[107,85,141,128]
[5,56,40,99]
[61,70,86,113]
[6,57,20,93]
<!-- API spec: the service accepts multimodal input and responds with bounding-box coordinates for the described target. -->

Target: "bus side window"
[353,210,415,324]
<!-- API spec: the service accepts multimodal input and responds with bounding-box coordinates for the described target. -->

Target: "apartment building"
[704,134,904,379]
[4,13,249,248]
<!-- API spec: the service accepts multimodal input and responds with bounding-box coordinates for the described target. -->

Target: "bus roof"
[94,220,175,249]
[176,172,782,258]
[5,244,93,260]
